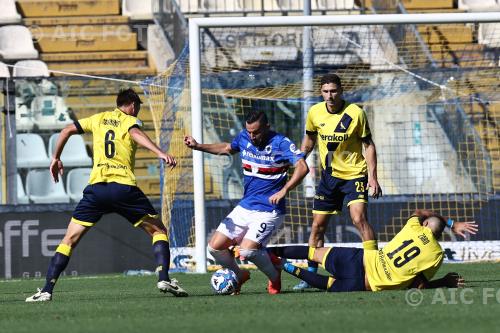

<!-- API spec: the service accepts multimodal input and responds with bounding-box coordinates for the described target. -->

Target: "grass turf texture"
[1,263,499,333]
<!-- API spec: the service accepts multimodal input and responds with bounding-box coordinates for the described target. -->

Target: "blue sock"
[152,235,170,282]
[285,265,329,290]
[308,261,318,273]
[42,245,72,294]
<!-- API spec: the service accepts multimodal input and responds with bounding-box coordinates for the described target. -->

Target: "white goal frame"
[188,12,499,273]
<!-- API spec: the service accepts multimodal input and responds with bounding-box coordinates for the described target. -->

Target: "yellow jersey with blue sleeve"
[364,216,444,291]
[75,108,142,186]
[305,101,370,180]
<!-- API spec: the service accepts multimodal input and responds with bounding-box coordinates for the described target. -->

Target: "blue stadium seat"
[48,133,92,167]
[66,168,92,202]
[16,133,50,168]
[26,169,70,204]
[31,96,73,130]
[17,173,29,204]
[0,0,21,24]
[0,26,38,60]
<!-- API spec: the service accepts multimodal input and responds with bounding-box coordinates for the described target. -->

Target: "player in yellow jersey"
[26,89,187,302]
[269,210,478,292]
[295,73,382,290]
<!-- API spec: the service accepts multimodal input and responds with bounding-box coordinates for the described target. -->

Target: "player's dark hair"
[116,88,142,107]
[320,73,342,87]
[414,209,446,237]
[245,111,268,125]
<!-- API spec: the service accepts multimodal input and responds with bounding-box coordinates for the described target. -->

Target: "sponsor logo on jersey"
[102,119,121,127]
[242,149,275,162]
[320,133,349,142]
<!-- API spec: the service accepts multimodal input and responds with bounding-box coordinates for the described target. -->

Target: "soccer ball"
[210,268,238,295]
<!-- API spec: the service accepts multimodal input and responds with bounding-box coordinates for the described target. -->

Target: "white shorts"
[216,205,284,246]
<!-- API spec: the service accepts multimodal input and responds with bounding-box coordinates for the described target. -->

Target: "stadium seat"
[0,26,38,60]
[201,0,244,12]
[275,0,302,11]
[15,97,35,131]
[17,173,29,204]
[31,96,73,130]
[313,0,356,10]
[458,0,500,11]
[48,133,92,167]
[66,168,91,202]
[479,23,500,48]
[26,169,70,204]
[0,62,10,78]
[13,60,50,78]
[0,0,21,24]
[16,133,50,168]
[122,0,154,20]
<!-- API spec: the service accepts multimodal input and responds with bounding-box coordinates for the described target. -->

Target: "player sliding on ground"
[184,110,309,294]
[26,89,187,302]
[270,210,478,292]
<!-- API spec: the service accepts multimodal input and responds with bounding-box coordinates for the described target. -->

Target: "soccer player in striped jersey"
[270,210,478,292]
[296,73,382,290]
[26,89,187,302]
[184,111,309,294]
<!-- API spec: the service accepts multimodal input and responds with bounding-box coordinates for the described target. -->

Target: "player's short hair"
[116,88,142,107]
[414,209,446,238]
[320,73,342,87]
[245,111,268,125]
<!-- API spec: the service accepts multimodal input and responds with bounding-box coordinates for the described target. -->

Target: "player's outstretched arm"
[451,221,479,239]
[269,159,309,205]
[362,135,382,199]
[129,127,176,169]
[50,123,79,183]
[183,135,235,155]
[411,272,465,289]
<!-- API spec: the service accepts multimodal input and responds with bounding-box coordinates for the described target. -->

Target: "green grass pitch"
[1,263,499,333]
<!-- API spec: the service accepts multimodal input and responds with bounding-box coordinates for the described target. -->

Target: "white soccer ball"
[210,268,238,295]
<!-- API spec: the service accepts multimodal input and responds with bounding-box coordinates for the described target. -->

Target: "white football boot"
[157,279,188,297]
[25,288,52,302]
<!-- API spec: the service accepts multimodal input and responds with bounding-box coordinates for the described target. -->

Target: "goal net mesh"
[145,20,500,269]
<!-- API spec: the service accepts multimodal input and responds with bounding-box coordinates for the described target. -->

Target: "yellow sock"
[363,240,378,251]
[56,243,72,256]
[307,246,316,261]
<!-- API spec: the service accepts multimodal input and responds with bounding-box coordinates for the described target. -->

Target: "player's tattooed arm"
[184,135,236,155]
[362,135,382,199]
[300,132,317,158]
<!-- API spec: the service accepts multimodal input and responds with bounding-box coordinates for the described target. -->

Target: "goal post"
[146,13,500,273]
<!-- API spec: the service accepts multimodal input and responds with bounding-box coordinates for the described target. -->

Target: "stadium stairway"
[18,0,157,75]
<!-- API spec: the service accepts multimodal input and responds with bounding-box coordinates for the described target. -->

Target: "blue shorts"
[72,182,158,227]
[313,171,368,214]
[323,247,366,292]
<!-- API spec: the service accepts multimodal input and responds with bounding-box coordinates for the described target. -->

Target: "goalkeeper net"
[145,14,500,270]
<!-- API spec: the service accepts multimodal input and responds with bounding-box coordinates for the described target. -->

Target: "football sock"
[269,245,309,259]
[363,240,378,250]
[283,264,328,290]
[42,244,72,294]
[240,248,278,281]
[152,234,171,282]
[208,245,243,280]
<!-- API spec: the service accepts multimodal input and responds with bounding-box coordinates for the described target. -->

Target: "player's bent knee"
[239,248,257,260]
